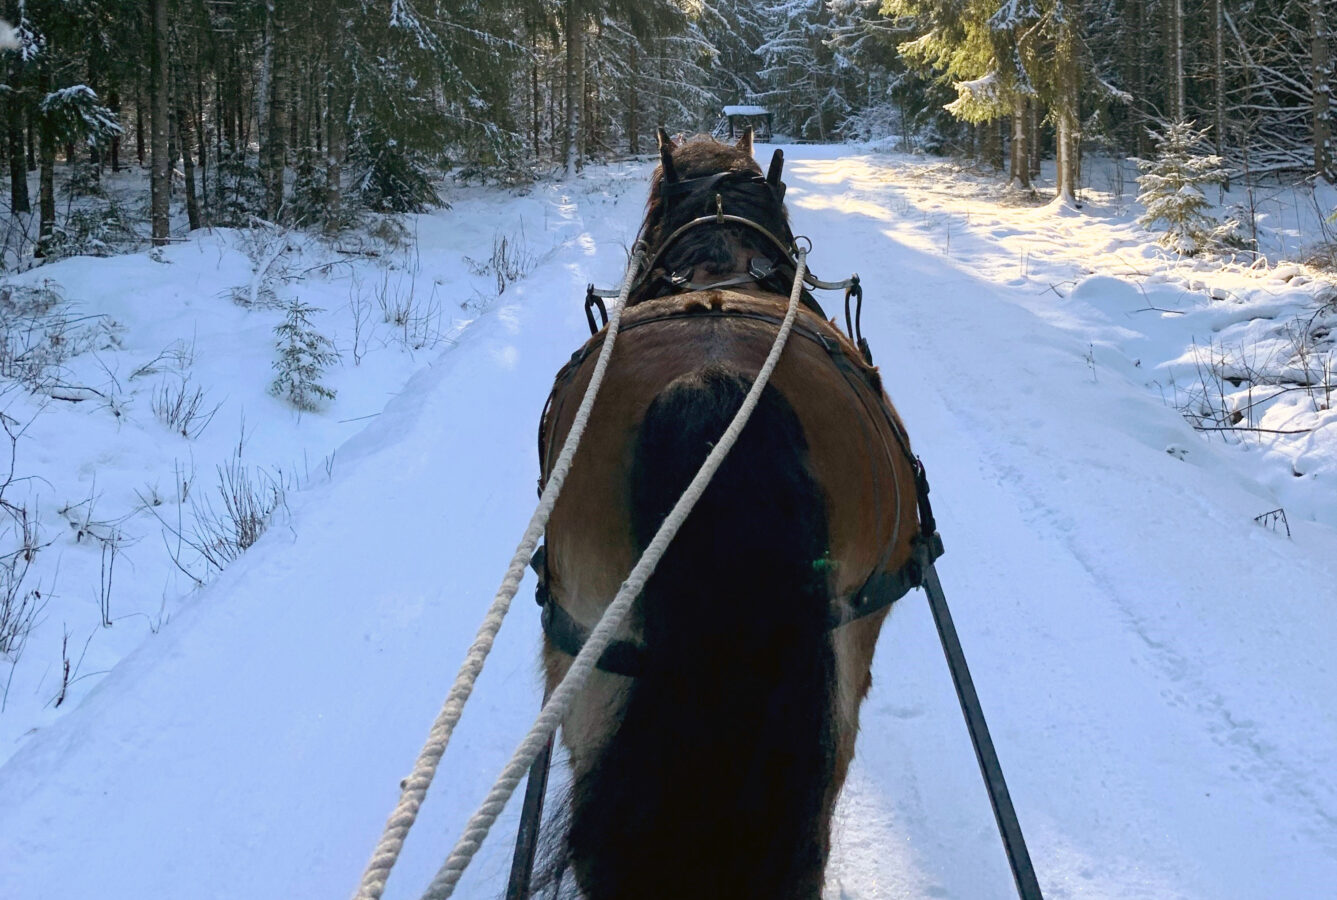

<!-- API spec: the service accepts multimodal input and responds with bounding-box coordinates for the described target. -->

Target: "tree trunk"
[6,89,28,213]
[324,98,344,234]
[627,40,638,156]
[263,61,286,220]
[196,79,208,222]
[35,69,55,257]
[585,18,599,157]
[1314,0,1334,182]
[1029,101,1041,179]
[175,62,201,230]
[149,0,170,245]
[563,0,582,175]
[1171,0,1185,122]
[257,0,274,154]
[108,89,121,172]
[1213,0,1226,148]
[1010,96,1031,189]
[135,84,146,166]
[531,13,541,158]
[260,0,286,219]
[1054,4,1083,205]
[36,134,54,255]
[1126,0,1149,157]
[2,0,24,212]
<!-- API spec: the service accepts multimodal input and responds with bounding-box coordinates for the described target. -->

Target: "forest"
[0,0,1332,262]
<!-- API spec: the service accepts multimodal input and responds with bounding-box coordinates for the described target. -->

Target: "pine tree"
[1136,122,1231,255]
[271,300,338,411]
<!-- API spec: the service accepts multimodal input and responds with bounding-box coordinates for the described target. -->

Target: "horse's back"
[540,288,919,623]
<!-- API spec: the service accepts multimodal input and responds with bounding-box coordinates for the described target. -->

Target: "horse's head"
[631,128,794,302]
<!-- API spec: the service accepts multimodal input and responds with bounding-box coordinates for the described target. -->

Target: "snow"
[723,105,770,117]
[1,147,1336,899]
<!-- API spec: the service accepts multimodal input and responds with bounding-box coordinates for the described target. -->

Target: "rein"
[353,139,1042,900]
[424,247,817,900]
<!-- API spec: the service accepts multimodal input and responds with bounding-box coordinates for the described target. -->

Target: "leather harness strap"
[535,302,944,677]
[536,530,945,679]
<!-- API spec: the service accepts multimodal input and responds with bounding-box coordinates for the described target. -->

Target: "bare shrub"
[0,570,41,659]
[0,412,50,666]
[376,271,444,351]
[364,216,412,253]
[0,282,76,391]
[152,377,221,439]
[464,227,539,296]
[0,282,119,395]
[97,532,119,627]
[141,447,289,582]
[1169,316,1336,438]
[348,277,374,366]
[0,210,39,272]
[228,219,293,309]
[131,336,196,380]
[191,457,286,571]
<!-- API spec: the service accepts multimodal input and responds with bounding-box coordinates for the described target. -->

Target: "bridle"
[585,148,875,362]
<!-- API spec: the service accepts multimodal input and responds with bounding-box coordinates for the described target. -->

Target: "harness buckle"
[584,284,609,335]
[914,457,937,539]
[747,257,775,280]
[844,275,872,365]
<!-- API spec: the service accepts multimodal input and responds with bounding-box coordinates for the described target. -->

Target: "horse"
[532,128,927,899]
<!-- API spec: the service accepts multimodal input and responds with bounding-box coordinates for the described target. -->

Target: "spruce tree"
[1136,122,1231,255]
[755,0,847,139]
[271,300,338,411]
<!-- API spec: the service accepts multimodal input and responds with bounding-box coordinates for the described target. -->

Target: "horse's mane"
[629,134,797,305]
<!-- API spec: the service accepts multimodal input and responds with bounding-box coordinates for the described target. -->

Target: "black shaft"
[922,563,1044,900]
[505,730,555,900]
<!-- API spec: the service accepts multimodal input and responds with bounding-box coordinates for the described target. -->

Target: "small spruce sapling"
[1135,122,1235,255]
[270,300,338,411]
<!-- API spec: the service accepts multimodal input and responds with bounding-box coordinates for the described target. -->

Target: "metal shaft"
[922,563,1044,900]
[504,731,554,900]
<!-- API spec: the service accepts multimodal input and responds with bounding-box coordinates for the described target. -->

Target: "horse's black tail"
[566,365,837,900]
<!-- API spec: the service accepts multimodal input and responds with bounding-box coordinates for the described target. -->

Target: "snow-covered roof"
[722,105,769,117]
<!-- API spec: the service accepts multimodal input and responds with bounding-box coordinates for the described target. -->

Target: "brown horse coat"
[538,286,918,818]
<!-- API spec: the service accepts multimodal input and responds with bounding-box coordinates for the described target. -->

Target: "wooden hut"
[722,105,773,141]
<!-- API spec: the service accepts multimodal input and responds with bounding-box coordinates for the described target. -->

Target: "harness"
[584,152,874,363]
[543,279,944,677]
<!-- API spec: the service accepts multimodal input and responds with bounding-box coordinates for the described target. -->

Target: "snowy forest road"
[0,146,1335,900]
[787,149,1337,899]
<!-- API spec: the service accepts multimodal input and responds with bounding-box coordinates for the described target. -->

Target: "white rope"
[351,246,646,900]
[418,249,810,900]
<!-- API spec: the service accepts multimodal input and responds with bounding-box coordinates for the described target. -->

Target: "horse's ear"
[657,126,678,183]
[736,125,753,155]
[766,148,784,186]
